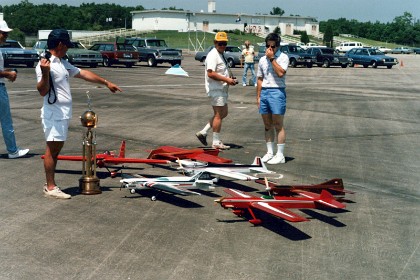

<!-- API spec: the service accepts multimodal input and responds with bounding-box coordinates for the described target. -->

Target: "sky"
[1,0,419,23]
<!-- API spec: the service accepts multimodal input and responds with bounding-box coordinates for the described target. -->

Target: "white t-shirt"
[36,55,80,120]
[0,50,5,83]
[205,47,229,97]
[257,50,289,88]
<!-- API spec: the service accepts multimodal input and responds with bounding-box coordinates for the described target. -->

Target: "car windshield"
[226,46,241,52]
[116,44,136,51]
[70,42,85,49]
[146,40,168,47]
[0,41,23,49]
[369,49,384,55]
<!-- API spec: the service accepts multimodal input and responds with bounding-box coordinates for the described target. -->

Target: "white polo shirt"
[205,47,229,97]
[257,50,289,88]
[36,55,80,120]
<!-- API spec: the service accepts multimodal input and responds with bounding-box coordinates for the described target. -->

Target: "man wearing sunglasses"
[0,20,30,159]
[195,32,237,150]
[256,33,289,164]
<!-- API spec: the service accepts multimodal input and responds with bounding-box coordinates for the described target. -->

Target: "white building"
[131,2,319,37]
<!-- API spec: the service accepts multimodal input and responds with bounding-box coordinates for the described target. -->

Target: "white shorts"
[210,96,228,106]
[42,118,70,141]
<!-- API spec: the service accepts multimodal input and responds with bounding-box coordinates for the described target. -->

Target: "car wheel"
[322,59,330,68]
[341,64,348,68]
[363,64,369,68]
[227,58,234,68]
[26,62,35,67]
[306,63,313,68]
[372,61,378,68]
[200,57,206,63]
[90,63,97,68]
[290,58,297,67]
[147,56,157,67]
[125,63,134,68]
[103,57,112,67]
[387,65,393,69]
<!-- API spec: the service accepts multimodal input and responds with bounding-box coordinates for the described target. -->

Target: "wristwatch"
[269,57,275,62]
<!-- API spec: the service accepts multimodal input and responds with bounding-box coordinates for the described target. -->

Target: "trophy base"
[79,176,101,195]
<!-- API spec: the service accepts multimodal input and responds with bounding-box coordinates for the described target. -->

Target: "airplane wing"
[205,168,259,181]
[147,146,232,164]
[102,157,169,165]
[294,190,346,209]
[144,182,201,196]
[251,202,309,222]
[223,188,254,198]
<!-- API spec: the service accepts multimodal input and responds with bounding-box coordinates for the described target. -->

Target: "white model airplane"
[178,157,279,181]
[120,171,217,200]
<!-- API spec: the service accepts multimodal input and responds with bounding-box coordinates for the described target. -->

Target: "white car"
[376,46,391,54]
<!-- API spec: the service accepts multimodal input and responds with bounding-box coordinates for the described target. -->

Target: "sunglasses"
[266,44,277,49]
[217,42,227,46]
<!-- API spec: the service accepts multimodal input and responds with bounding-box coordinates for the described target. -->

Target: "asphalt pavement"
[1,54,419,280]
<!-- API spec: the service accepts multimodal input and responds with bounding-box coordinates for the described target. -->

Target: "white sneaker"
[242,83,247,87]
[267,153,286,164]
[212,141,230,150]
[8,148,29,159]
[43,185,71,199]
[261,153,274,163]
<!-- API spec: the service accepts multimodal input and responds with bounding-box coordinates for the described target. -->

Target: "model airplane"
[255,178,354,197]
[41,141,170,177]
[215,188,346,225]
[120,171,217,200]
[147,145,232,164]
[178,157,278,181]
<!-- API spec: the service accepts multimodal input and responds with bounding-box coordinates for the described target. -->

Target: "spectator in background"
[241,40,256,87]
[0,20,29,159]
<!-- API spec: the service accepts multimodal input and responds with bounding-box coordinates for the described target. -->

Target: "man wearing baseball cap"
[0,20,30,159]
[195,32,237,149]
[36,28,122,199]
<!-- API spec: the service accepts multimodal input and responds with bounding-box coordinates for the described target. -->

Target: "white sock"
[277,143,285,155]
[266,142,274,155]
[213,132,220,144]
[200,123,211,135]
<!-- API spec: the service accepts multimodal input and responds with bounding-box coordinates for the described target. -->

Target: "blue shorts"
[259,88,287,115]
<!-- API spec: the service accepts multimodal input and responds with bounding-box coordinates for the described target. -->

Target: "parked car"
[336,42,363,53]
[279,44,314,68]
[306,47,351,68]
[125,37,183,67]
[413,48,420,54]
[89,42,138,67]
[390,47,413,54]
[254,44,266,62]
[33,40,102,67]
[0,40,39,67]
[194,45,242,68]
[374,46,392,54]
[345,48,398,69]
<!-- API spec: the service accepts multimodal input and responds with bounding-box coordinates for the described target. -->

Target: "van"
[336,42,363,53]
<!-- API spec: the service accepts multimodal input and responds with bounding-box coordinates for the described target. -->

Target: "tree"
[273,26,281,35]
[323,24,334,47]
[270,7,285,16]
[301,31,310,45]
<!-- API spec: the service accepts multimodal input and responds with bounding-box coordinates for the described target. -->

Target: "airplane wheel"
[151,196,157,201]
[130,189,136,194]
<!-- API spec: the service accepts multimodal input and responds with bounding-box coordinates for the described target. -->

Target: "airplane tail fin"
[118,140,126,158]
[252,156,262,166]
[318,190,346,209]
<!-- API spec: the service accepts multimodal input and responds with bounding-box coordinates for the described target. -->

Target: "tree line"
[1,1,419,47]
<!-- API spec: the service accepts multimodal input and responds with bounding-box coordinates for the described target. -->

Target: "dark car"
[194,45,242,68]
[413,48,420,54]
[345,48,398,69]
[306,47,351,68]
[0,40,39,67]
[125,37,183,67]
[89,42,139,67]
[33,40,102,68]
[279,44,314,68]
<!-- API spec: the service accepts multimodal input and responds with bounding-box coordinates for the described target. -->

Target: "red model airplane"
[147,145,232,164]
[41,141,170,177]
[215,188,346,225]
[255,178,354,198]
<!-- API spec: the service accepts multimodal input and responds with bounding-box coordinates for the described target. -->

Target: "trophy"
[79,91,101,194]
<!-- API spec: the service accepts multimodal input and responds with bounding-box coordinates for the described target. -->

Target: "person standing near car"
[0,20,29,159]
[256,33,289,164]
[36,29,122,199]
[195,32,237,150]
[241,40,256,87]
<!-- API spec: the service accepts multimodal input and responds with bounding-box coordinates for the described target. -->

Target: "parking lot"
[1,53,419,280]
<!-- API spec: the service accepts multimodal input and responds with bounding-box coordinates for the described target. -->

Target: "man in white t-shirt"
[36,29,122,199]
[195,32,237,150]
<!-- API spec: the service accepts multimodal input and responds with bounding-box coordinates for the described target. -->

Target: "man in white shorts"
[36,29,122,199]
[195,32,237,149]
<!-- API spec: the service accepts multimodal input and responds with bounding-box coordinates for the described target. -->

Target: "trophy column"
[79,110,101,195]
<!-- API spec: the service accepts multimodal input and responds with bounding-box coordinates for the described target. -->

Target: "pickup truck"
[89,42,138,68]
[125,37,183,67]
[306,47,351,68]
